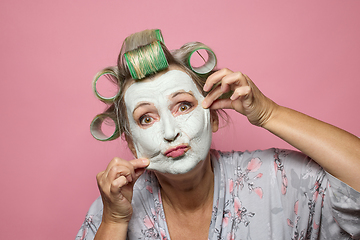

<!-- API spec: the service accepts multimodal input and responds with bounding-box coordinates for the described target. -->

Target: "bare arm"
[263,105,360,191]
[203,68,360,191]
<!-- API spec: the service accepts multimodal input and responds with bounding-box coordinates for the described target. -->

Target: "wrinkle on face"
[124,69,212,174]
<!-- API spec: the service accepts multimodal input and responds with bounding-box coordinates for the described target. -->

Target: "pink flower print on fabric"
[160,228,167,240]
[146,185,153,194]
[142,215,168,240]
[307,173,325,231]
[247,157,262,172]
[311,174,326,205]
[287,200,306,240]
[222,209,232,227]
[229,179,234,194]
[144,215,154,229]
[234,197,255,227]
[230,157,264,199]
[79,215,94,240]
[273,149,288,195]
[227,232,235,240]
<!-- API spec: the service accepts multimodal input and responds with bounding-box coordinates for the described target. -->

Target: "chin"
[147,151,208,175]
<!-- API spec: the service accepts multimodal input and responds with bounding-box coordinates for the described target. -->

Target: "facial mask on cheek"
[124,70,213,174]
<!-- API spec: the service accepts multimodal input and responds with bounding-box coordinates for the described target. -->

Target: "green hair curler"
[124,40,169,80]
[186,45,217,75]
[92,71,120,103]
[154,29,164,43]
[90,114,120,141]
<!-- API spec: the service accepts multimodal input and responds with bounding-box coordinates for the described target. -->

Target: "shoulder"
[75,197,103,240]
[211,148,295,166]
[85,196,104,221]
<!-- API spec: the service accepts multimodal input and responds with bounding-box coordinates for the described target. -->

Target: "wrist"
[102,213,132,226]
[260,103,282,130]
[252,100,279,128]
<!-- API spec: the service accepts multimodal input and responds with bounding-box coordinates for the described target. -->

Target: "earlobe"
[210,110,219,133]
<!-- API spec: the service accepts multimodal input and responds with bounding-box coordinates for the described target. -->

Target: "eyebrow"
[133,102,151,114]
[132,91,195,113]
[170,91,195,99]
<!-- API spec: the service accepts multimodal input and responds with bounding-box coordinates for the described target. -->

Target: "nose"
[162,113,180,142]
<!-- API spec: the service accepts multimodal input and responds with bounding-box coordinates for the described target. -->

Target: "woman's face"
[124,69,214,174]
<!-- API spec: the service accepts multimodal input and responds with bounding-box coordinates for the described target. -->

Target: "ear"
[125,134,138,158]
[210,110,219,133]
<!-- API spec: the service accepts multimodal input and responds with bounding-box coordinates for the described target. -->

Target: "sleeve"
[75,197,103,240]
[277,148,360,239]
[325,172,360,238]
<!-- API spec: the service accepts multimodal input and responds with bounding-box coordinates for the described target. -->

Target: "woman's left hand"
[202,68,278,127]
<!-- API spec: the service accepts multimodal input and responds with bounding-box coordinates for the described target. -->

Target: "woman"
[77,29,360,240]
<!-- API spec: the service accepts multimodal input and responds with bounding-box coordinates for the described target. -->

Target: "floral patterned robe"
[76,148,360,239]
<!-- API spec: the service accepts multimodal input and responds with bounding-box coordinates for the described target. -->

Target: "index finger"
[203,68,234,92]
[129,158,150,180]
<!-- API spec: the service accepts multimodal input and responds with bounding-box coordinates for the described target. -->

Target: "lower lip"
[166,148,187,158]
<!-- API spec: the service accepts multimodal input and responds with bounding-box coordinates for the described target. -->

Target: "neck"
[154,153,214,212]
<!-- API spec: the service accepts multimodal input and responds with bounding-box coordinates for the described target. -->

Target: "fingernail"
[202,100,208,108]
[142,158,150,165]
[203,84,209,92]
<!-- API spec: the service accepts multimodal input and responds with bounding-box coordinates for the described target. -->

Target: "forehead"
[124,70,203,110]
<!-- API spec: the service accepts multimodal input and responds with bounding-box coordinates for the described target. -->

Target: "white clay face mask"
[124,70,212,174]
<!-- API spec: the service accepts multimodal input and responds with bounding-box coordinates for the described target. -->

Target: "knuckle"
[235,72,244,79]
[96,171,104,181]
[110,181,119,190]
[112,157,123,164]
[222,68,232,73]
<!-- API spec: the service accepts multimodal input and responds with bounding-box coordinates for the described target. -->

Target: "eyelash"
[138,102,194,126]
[139,115,154,126]
[178,101,193,112]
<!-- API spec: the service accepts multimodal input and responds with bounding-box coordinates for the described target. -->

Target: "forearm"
[94,221,128,240]
[263,105,360,191]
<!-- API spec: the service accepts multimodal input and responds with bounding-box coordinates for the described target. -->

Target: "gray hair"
[92,29,227,141]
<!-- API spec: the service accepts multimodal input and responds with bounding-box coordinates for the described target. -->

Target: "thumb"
[129,158,150,181]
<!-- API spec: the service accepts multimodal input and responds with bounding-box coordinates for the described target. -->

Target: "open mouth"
[164,145,190,158]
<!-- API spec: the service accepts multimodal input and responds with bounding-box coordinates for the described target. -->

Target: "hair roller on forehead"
[90,29,226,142]
[124,41,169,80]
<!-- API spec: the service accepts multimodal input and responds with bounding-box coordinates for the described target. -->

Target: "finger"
[208,99,235,110]
[202,84,226,109]
[104,157,131,174]
[220,72,248,92]
[107,165,134,184]
[203,71,250,108]
[134,167,147,179]
[110,175,128,197]
[230,85,251,101]
[203,68,233,92]
[129,158,150,181]
[129,158,150,170]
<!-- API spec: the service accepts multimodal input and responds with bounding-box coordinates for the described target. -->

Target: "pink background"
[1,0,359,239]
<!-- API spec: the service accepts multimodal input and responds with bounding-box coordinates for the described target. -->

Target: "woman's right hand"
[96,157,150,224]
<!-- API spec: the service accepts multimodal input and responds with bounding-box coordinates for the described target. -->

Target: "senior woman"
[76,29,360,240]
